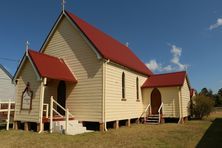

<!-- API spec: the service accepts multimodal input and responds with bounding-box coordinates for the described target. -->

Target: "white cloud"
[170,45,188,71]
[209,18,222,30]
[162,65,173,71]
[146,60,175,72]
[145,60,160,71]
[146,44,188,73]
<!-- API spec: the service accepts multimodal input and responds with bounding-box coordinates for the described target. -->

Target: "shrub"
[191,95,214,119]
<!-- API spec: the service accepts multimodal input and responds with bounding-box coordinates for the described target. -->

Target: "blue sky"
[0,0,222,92]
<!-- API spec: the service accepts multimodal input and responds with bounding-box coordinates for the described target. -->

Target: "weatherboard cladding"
[0,64,15,100]
[0,64,12,79]
[41,17,103,122]
[14,60,41,122]
[142,87,180,118]
[105,62,147,121]
[181,78,190,117]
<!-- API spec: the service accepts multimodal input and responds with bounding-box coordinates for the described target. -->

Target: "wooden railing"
[158,102,164,123]
[49,96,74,134]
[139,104,151,121]
[0,99,15,130]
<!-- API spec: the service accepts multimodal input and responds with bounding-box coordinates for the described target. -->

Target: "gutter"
[102,59,109,131]
[178,87,183,124]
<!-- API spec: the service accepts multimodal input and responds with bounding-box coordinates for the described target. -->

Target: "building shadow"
[196,118,222,148]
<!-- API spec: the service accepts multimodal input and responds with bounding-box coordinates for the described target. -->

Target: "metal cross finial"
[26,41,30,50]
[125,42,129,47]
[25,41,30,56]
[61,0,66,13]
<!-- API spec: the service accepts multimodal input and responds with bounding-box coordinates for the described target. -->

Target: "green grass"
[0,111,222,148]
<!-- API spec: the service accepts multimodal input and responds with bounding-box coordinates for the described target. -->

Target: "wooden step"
[148,114,159,117]
[147,116,159,119]
[145,114,160,125]
[146,118,159,121]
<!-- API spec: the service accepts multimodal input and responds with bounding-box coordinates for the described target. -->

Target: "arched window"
[136,77,139,100]
[122,72,125,99]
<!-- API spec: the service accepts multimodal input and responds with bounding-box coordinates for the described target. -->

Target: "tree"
[199,88,213,97]
[218,88,222,96]
[214,94,222,107]
[191,95,214,119]
[199,88,208,96]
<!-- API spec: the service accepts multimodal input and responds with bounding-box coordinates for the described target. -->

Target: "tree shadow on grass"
[196,118,222,148]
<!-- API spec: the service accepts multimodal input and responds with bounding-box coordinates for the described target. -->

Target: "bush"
[191,95,214,119]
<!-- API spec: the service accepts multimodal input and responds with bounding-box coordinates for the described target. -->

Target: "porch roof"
[28,49,77,83]
[142,71,186,88]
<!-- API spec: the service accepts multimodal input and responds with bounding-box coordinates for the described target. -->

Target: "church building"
[12,10,191,133]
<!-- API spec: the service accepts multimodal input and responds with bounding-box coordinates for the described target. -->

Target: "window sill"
[121,98,127,101]
[136,100,140,102]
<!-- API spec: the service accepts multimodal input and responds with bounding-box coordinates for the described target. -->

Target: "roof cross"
[25,41,30,56]
[25,41,30,50]
[61,0,66,13]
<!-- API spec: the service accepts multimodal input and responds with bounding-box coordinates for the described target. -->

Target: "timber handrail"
[49,96,74,134]
[158,102,164,123]
[139,104,151,119]
[53,99,66,113]
[0,99,15,130]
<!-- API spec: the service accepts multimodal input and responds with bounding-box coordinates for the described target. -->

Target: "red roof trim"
[142,71,187,88]
[65,11,153,76]
[28,49,77,83]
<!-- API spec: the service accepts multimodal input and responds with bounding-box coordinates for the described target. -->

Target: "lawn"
[0,111,221,148]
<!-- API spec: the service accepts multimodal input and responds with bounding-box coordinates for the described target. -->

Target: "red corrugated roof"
[28,49,77,83]
[66,11,153,76]
[142,71,186,88]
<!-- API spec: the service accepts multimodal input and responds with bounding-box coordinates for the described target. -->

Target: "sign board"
[21,82,33,111]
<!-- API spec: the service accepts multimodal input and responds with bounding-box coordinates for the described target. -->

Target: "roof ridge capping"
[151,71,186,76]
[64,11,153,76]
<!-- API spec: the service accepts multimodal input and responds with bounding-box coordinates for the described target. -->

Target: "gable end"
[40,12,102,60]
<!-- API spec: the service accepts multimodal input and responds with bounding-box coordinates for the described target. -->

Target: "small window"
[122,72,125,99]
[136,77,139,101]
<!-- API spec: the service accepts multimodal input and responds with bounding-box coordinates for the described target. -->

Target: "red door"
[151,88,162,114]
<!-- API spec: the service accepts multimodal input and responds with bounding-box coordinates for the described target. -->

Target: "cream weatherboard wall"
[0,66,15,101]
[181,78,190,117]
[44,79,58,105]
[142,87,180,118]
[104,62,147,122]
[14,60,41,123]
[42,16,103,122]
